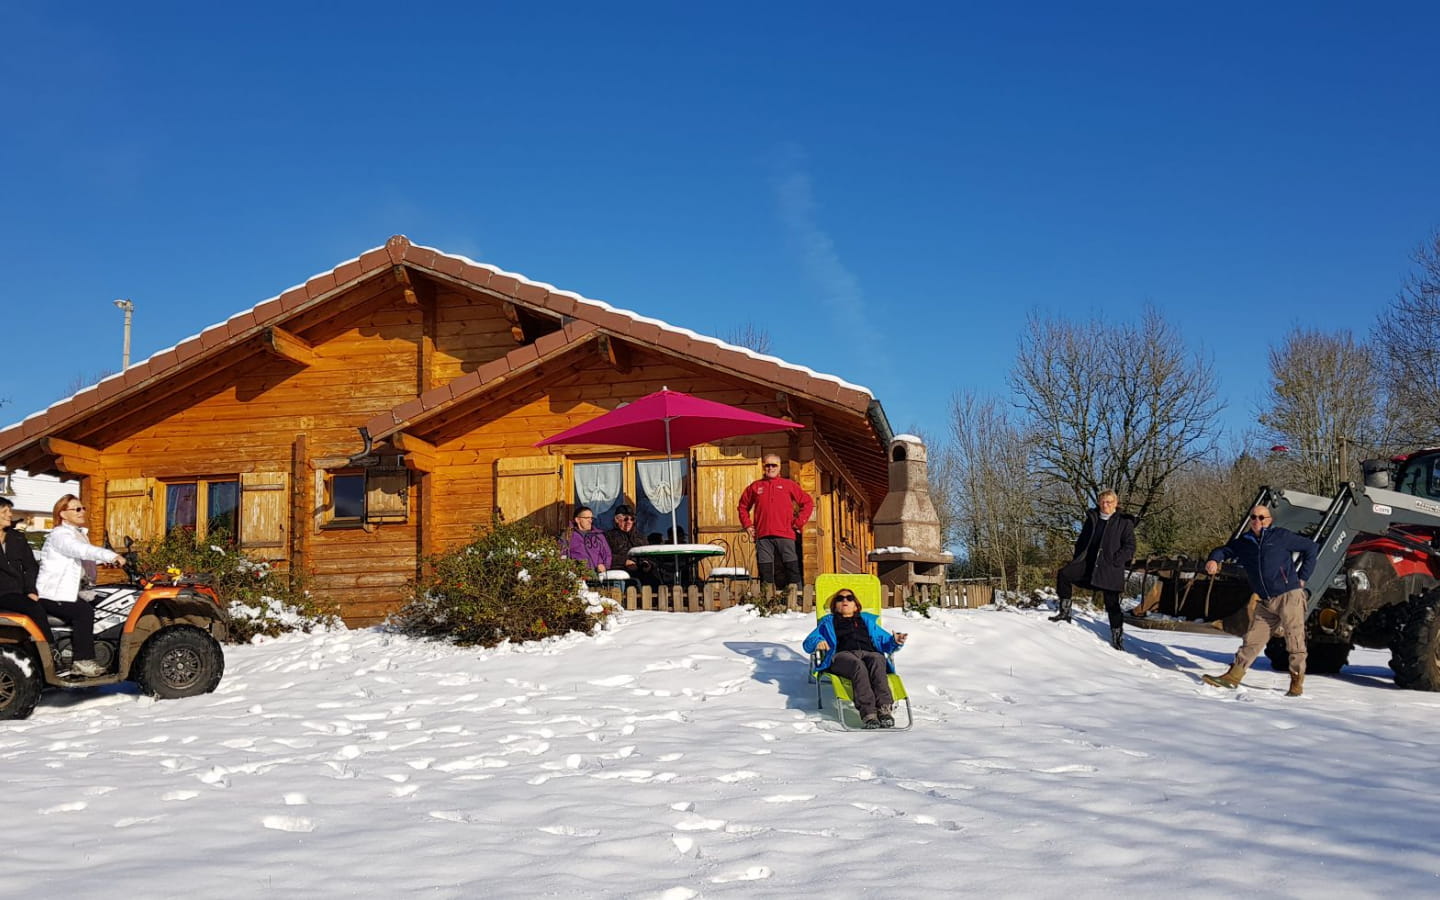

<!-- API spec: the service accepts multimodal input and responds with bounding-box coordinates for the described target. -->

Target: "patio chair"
[806,573,912,731]
[703,537,752,587]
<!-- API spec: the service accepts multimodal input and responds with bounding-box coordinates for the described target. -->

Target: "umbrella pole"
[665,420,682,587]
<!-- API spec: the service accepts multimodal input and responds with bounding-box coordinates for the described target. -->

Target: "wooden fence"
[598,580,995,613]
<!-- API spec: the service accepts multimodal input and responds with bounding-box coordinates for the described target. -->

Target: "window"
[164,478,239,542]
[319,467,408,528]
[0,473,10,495]
[570,456,689,539]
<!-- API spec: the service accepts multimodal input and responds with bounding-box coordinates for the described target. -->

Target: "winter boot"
[1285,672,1304,697]
[861,715,881,730]
[1049,598,1073,623]
[1110,627,1125,651]
[71,659,105,677]
[1202,663,1246,690]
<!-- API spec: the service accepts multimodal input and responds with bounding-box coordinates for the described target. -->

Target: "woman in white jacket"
[36,494,122,677]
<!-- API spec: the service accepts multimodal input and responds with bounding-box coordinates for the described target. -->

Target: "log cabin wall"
[23,259,882,626]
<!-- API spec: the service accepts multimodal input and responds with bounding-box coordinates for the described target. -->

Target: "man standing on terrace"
[737,454,814,593]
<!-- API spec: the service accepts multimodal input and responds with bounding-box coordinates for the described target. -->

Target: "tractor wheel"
[1388,589,1440,691]
[1264,638,1351,675]
[0,647,42,720]
[133,627,225,699]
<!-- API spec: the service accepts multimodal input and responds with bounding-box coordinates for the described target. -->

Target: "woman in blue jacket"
[804,589,907,728]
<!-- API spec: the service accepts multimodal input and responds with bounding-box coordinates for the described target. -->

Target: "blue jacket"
[804,612,901,673]
[1208,526,1319,599]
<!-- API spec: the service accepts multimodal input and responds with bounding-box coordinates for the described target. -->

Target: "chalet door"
[692,444,761,575]
[495,456,564,535]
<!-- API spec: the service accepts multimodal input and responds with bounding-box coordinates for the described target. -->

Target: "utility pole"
[113,298,134,369]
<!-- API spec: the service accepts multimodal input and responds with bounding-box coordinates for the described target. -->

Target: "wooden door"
[693,444,761,575]
[239,472,290,561]
[495,455,564,535]
[105,477,159,548]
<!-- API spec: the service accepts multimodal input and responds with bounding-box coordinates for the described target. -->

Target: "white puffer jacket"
[36,524,122,603]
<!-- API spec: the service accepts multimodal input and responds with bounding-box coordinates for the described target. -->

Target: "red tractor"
[1130,447,1440,690]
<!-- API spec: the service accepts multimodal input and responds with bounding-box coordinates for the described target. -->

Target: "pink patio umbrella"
[536,387,804,546]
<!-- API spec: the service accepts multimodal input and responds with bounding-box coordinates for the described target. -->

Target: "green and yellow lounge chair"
[807,573,913,731]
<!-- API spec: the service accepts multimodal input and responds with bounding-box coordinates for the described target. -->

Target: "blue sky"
[3,2,1437,449]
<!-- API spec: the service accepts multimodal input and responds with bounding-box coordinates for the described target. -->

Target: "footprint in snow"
[114,816,160,828]
[40,801,87,814]
[1037,764,1098,775]
[588,674,636,687]
[262,815,316,833]
[537,825,601,837]
[283,793,308,806]
[163,790,199,802]
[709,867,773,884]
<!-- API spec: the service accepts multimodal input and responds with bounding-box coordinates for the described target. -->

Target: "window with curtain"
[636,457,689,543]
[573,461,624,531]
[164,478,239,542]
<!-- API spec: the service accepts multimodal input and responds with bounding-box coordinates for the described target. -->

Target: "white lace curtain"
[573,462,623,524]
[637,457,687,540]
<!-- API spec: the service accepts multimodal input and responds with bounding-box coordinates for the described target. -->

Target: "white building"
[0,469,79,530]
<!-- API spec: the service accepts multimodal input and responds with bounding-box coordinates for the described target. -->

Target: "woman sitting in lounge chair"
[804,588,908,728]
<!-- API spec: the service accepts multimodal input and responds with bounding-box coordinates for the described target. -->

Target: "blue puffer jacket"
[804,612,901,672]
[1208,526,1319,599]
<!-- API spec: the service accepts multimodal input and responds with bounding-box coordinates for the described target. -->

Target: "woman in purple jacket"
[563,506,612,577]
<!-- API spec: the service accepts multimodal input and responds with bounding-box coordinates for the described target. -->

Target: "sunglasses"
[68,506,87,513]
[763,463,780,469]
[1249,514,1270,521]
[836,595,856,601]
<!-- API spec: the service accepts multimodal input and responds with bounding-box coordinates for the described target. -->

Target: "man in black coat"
[1052,490,1137,650]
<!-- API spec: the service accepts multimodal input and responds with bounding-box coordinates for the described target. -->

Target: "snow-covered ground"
[8,605,1439,898]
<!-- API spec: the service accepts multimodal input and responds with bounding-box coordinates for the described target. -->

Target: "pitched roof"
[0,236,884,467]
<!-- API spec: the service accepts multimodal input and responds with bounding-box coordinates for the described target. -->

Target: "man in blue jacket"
[1201,504,1319,696]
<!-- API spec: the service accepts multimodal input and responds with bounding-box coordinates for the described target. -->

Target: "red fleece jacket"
[737,476,814,538]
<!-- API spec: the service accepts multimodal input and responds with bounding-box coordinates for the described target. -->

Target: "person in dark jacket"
[0,497,104,677]
[804,588,908,729]
[1051,490,1137,650]
[604,505,658,588]
[1201,504,1319,696]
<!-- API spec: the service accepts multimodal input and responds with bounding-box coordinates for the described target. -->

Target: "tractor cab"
[1370,448,1440,499]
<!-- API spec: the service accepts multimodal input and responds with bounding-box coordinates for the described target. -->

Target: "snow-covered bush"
[389,521,608,647]
[132,529,338,642]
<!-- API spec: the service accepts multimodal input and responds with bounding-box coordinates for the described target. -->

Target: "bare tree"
[1258,327,1383,494]
[946,391,1039,591]
[722,323,773,355]
[1011,307,1223,530]
[1373,230,1440,446]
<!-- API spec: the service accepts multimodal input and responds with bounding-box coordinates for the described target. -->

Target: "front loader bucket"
[1127,556,1255,636]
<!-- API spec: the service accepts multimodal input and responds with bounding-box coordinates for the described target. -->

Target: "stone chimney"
[868,435,953,586]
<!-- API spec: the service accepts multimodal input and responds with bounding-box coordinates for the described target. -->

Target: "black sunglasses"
[1249,514,1270,521]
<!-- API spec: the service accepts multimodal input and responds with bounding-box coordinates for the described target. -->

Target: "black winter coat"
[1069,509,1137,593]
[0,527,40,597]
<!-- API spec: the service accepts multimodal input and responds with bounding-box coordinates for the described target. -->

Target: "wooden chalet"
[0,236,893,624]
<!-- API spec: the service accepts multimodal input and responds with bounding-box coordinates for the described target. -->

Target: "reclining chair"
[807,573,912,731]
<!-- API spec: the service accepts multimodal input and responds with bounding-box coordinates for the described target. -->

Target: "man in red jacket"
[737,454,814,592]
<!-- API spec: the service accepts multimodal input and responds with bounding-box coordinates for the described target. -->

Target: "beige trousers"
[1234,588,1307,674]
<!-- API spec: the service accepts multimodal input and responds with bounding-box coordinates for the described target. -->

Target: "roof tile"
[385,235,410,264]
[359,247,390,271]
[508,343,540,367]
[488,274,520,297]
[278,286,309,312]
[461,262,493,289]
[432,253,465,278]
[122,364,152,389]
[174,338,204,364]
[96,377,126,401]
[228,311,257,332]
[532,329,569,356]
[199,324,231,350]
[541,291,578,317]
[514,282,547,304]
[304,271,337,299]
[447,369,484,399]
[402,244,438,270]
[148,348,178,370]
[334,259,364,284]
[419,383,454,410]
[252,298,284,322]
[628,321,663,344]
[390,397,424,424]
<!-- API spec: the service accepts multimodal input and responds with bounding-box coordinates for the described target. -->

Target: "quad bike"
[0,545,229,719]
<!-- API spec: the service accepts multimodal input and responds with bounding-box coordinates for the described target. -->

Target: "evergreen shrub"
[390,520,612,646]
[132,529,337,643]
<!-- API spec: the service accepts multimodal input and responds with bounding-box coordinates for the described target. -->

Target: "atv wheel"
[0,647,42,720]
[133,626,225,699]
[1388,589,1440,691]
[1264,638,1351,675]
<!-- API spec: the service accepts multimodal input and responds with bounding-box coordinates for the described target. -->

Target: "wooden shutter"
[105,477,158,548]
[239,472,289,559]
[495,455,563,535]
[365,467,409,524]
